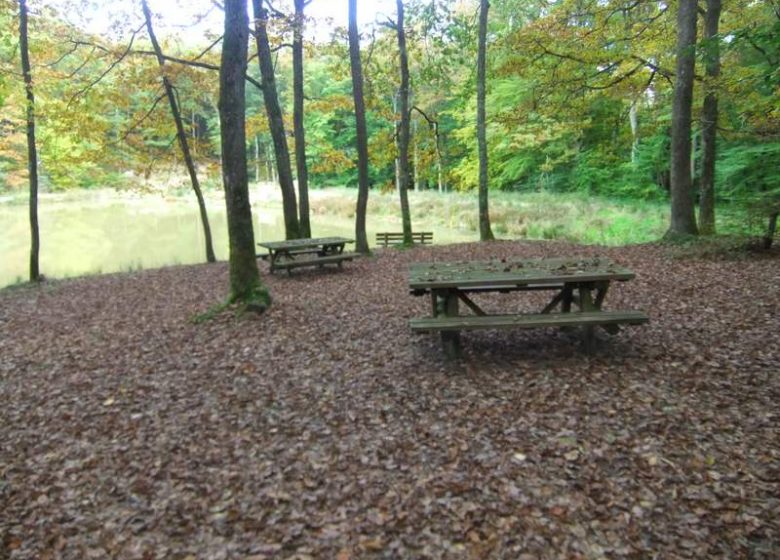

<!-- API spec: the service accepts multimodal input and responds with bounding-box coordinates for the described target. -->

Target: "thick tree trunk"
[141,0,216,263]
[396,0,413,245]
[667,0,699,236]
[477,0,494,241]
[699,0,721,235]
[293,0,311,237]
[19,0,40,282]
[348,0,371,254]
[219,0,267,308]
[251,0,300,239]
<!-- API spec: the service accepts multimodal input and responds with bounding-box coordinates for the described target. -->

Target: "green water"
[0,189,474,288]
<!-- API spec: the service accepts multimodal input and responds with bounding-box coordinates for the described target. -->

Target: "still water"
[0,189,474,288]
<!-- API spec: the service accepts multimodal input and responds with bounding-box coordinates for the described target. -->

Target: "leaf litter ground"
[1,241,778,559]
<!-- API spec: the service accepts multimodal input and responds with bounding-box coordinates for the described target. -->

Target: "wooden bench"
[271,252,359,274]
[410,310,649,333]
[376,231,433,247]
[257,248,320,261]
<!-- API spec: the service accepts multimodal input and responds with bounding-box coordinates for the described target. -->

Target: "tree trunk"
[764,211,778,250]
[393,93,400,194]
[477,0,494,241]
[699,0,721,235]
[251,0,300,239]
[254,135,260,183]
[629,101,639,163]
[141,0,216,263]
[435,122,444,193]
[19,0,40,282]
[396,0,413,245]
[413,118,420,191]
[293,0,311,237]
[219,0,267,308]
[667,0,699,236]
[348,0,371,254]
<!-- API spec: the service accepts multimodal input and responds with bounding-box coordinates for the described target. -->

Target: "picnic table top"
[257,236,354,251]
[408,257,635,290]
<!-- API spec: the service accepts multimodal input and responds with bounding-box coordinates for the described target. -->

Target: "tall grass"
[311,188,673,245]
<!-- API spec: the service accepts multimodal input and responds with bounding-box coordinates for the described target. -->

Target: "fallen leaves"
[0,240,778,558]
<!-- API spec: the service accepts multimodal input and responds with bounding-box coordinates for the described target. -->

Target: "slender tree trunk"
[19,0,39,282]
[393,94,400,193]
[667,0,699,236]
[413,118,419,191]
[764,211,778,250]
[435,122,444,192]
[254,135,260,183]
[251,0,300,239]
[293,0,311,237]
[349,0,371,254]
[699,0,721,235]
[629,101,639,163]
[219,0,267,308]
[396,0,413,245]
[477,0,494,241]
[141,0,216,263]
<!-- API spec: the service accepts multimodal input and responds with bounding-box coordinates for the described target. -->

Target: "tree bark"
[293,0,311,237]
[396,0,413,245]
[477,0,494,241]
[629,101,639,163]
[435,122,444,192]
[254,135,261,183]
[348,0,371,254]
[141,0,216,263]
[699,0,721,235]
[413,118,419,191]
[667,0,699,236]
[219,0,267,307]
[251,0,300,239]
[19,0,40,282]
[764,211,778,250]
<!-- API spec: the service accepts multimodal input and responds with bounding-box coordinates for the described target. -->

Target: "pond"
[0,188,474,288]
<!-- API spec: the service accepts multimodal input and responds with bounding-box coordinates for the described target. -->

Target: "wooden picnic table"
[409,257,648,358]
[258,236,357,274]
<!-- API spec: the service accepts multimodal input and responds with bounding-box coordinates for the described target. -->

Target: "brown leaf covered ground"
[1,241,778,559]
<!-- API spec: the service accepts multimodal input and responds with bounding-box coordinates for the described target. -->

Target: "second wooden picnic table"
[409,257,648,358]
[258,236,356,274]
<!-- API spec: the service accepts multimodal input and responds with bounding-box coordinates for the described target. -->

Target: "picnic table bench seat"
[410,310,649,332]
[376,231,433,247]
[270,251,359,271]
[257,247,321,261]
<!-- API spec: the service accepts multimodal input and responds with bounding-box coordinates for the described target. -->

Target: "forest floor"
[1,241,778,559]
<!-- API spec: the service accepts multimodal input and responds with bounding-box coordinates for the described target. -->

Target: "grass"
[310,188,765,246]
[312,189,669,245]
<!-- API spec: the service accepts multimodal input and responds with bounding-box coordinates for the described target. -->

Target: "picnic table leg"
[561,285,573,313]
[439,289,462,360]
[594,281,619,335]
[578,283,597,352]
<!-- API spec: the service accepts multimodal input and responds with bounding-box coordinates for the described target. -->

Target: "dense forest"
[2,1,776,192]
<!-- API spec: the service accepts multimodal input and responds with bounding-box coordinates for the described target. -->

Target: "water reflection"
[0,190,473,287]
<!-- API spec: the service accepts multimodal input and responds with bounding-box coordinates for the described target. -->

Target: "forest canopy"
[0,0,777,205]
